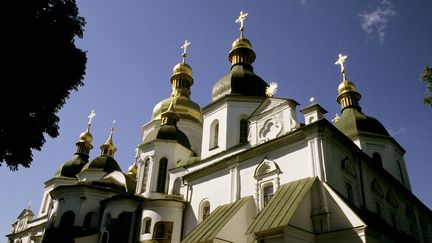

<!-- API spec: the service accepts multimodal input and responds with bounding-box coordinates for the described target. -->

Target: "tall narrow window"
[346,182,354,203]
[141,158,150,193]
[239,119,248,143]
[157,158,168,193]
[397,160,405,184]
[372,152,383,167]
[142,217,151,234]
[200,200,211,221]
[210,120,219,149]
[263,184,274,207]
[83,212,93,228]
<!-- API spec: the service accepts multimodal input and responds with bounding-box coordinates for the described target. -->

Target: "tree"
[420,66,432,106]
[0,0,87,170]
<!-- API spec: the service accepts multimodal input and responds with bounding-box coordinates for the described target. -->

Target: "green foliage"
[0,0,87,170]
[420,66,432,106]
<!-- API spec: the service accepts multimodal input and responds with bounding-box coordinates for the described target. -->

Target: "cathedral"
[7,12,432,243]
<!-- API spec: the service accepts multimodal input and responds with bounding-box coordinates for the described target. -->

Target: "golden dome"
[173,62,192,77]
[338,80,357,95]
[232,37,252,50]
[128,162,137,177]
[152,96,202,124]
[79,130,93,143]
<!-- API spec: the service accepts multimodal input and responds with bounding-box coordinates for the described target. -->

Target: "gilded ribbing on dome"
[334,54,361,112]
[100,121,117,157]
[161,96,180,126]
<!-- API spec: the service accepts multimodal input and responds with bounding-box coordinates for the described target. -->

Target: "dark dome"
[212,64,268,101]
[81,155,122,173]
[144,124,191,149]
[335,108,389,137]
[55,154,89,178]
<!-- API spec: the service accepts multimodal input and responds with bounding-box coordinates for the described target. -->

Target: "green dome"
[81,155,122,173]
[55,154,89,178]
[212,64,267,101]
[144,124,191,149]
[335,108,389,137]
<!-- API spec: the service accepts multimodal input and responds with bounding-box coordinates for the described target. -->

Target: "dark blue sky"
[1,0,431,239]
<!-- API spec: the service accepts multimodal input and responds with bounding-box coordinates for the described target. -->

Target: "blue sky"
[1,0,431,239]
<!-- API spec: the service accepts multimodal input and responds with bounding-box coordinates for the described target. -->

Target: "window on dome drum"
[263,184,274,207]
[173,178,181,195]
[59,210,75,228]
[83,212,93,228]
[141,158,150,193]
[142,217,151,234]
[157,158,168,193]
[210,120,219,149]
[239,119,248,143]
[372,152,383,167]
[346,182,354,203]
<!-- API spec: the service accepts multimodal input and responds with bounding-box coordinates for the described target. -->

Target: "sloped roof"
[181,196,253,243]
[247,177,316,235]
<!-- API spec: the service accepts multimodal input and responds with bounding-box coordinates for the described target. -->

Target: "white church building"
[7,12,432,243]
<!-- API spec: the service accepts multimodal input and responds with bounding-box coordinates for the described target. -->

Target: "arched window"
[210,120,219,149]
[141,158,150,193]
[263,184,274,207]
[157,158,168,193]
[239,119,248,143]
[372,152,383,167]
[83,212,93,228]
[172,178,181,195]
[141,217,151,234]
[59,210,75,228]
[154,222,166,239]
[203,201,210,220]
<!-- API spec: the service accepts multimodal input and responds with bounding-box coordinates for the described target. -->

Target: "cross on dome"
[335,53,348,80]
[235,11,248,37]
[87,110,96,126]
[181,40,191,63]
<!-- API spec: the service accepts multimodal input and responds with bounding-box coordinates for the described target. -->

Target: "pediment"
[249,98,292,119]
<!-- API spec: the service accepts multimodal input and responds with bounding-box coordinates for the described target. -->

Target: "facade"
[7,13,432,243]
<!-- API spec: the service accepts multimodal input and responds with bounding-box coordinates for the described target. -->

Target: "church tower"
[333,54,410,188]
[201,11,268,158]
[144,40,203,156]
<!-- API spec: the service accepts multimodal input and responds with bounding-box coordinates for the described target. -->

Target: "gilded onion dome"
[211,12,267,101]
[333,54,389,137]
[128,160,138,178]
[152,40,202,125]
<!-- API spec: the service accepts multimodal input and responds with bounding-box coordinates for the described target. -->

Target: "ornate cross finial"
[235,11,248,37]
[87,110,96,127]
[181,40,191,63]
[335,53,348,80]
[111,120,116,132]
[332,113,341,122]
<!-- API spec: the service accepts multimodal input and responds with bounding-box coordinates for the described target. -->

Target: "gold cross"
[335,53,348,73]
[87,110,96,126]
[181,40,191,63]
[235,11,248,36]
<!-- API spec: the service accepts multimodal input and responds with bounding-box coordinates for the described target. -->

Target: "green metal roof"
[247,177,317,235]
[182,196,253,243]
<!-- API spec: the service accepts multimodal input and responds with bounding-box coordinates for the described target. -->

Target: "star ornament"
[266,81,278,97]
